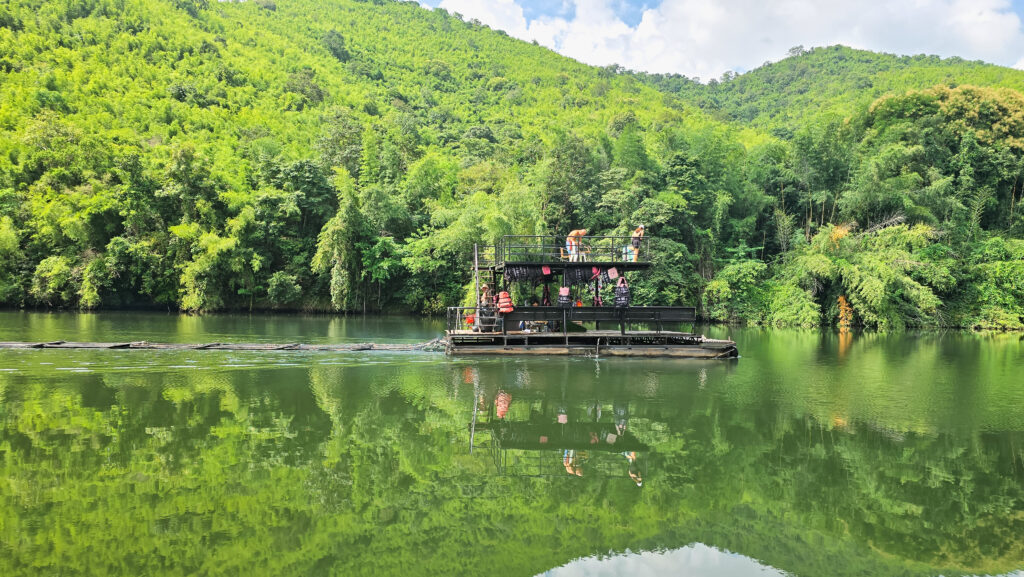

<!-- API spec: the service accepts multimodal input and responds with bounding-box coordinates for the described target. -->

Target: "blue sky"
[419,0,1024,80]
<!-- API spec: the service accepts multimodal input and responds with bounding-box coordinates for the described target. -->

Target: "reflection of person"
[624,451,642,486]
[564,450,583,476]
[630,225,645,262]
[495,390,511,419]
[614,400,628,436]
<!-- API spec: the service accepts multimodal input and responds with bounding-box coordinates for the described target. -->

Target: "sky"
[418,0,1024,81]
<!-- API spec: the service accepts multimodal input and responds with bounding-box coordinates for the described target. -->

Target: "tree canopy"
[0,1,1021,328]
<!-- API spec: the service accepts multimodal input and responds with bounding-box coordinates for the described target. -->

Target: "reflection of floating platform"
[476,421,649,451]
[445,330,738,358]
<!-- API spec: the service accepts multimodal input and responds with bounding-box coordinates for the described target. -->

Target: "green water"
[0,311,1022,577]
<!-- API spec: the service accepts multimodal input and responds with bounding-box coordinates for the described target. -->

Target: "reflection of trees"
[0,357,1022,577]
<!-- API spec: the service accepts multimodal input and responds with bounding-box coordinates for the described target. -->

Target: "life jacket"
[497,291,514,313]
[557,286,572,308]
[495,391,511,419]
[614,279,631,308]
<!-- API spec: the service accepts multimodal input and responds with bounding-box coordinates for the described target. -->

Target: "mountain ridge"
[633,44,1024,134]
[0,0,1021,329]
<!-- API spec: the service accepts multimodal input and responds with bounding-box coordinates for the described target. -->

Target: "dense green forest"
[0,0,1022,328]
[636,45,1024,134]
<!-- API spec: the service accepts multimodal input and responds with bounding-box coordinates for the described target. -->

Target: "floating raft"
[0,334,738,359]
[444,330,738,358]
[0,338,447,352]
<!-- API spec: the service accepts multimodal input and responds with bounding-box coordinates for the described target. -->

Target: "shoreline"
[0,308,1020,333]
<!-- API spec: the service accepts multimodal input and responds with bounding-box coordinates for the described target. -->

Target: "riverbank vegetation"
[0,0,1021,328]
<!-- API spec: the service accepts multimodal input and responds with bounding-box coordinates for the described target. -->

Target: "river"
[0,311,1022,576]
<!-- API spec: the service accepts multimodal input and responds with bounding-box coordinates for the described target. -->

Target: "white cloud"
[438,0,530,37]
[434,0,1024,80]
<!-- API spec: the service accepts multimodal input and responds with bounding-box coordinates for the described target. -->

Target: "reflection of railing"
[495,235,650,264]
[469,397,648,481]
[491,447,647,479]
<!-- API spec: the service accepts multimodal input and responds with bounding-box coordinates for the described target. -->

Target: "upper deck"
[476,235,651,272]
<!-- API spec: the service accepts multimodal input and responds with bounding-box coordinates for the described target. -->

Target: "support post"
[563,309,568,347]
[473,244,481,331]
[474,243,480,312]
[469,373,479,454]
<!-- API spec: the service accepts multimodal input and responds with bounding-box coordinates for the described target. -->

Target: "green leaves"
[0,0,1020,323]
[29,255,76,305]
[702,259,767,323]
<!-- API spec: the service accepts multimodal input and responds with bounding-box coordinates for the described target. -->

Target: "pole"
[469,373,479,454]
[474,243,480,328]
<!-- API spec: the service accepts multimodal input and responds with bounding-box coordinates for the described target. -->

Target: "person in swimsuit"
[566,228,587,262]
[630,225,645,262]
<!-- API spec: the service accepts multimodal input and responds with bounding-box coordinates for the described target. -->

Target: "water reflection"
[470,385,648,484]
[0,319,1022,577]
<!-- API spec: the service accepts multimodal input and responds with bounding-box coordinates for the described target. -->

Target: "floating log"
[0,338,448,353]
[0,334,736,358]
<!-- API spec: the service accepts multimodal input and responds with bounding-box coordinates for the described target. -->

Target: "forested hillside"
[637,45,1024,134]
[0,0,1022,328]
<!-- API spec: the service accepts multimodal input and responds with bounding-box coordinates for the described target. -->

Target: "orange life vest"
[497,291,514,313]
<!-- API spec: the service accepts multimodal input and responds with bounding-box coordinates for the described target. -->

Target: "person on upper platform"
[630,225,645,262]
[566,228,587,262]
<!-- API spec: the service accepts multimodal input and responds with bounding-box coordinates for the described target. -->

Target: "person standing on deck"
[476,284,493,332]
[630,225,645,262]
[566,228,587,262]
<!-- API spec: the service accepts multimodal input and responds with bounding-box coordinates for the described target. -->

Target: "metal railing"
[446,306,502,332]
[475,245,500,267]
[496,235,650,264]
[445,305,697,333]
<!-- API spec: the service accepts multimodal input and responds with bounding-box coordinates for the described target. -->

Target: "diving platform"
[445,330,738,358]
[445,306,737,358]
[473,234,652,277]
[445,235,739,359]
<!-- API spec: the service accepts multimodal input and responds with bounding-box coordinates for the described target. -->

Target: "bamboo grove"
[0,0,1022,328]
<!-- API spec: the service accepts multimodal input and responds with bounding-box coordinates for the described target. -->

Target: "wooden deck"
[444,330,738,358]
